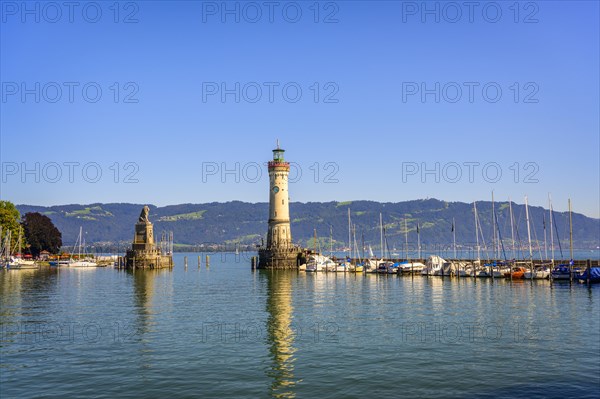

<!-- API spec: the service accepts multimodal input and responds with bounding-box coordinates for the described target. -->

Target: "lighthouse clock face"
[273,186,280,193]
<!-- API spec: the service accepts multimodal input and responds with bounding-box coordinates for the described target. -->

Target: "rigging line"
[514,207,525,261]
[552,208,564,258]
[476,207,490,261]
[530,210,544,262]
[495,211,508,261]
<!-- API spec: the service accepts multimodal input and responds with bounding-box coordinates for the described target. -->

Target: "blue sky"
[1,1,599,217]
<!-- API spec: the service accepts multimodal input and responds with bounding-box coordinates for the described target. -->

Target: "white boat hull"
[68,261,98,268]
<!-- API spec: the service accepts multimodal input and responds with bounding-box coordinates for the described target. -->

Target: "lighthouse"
[267,143,292,248]
[258,142,303,269]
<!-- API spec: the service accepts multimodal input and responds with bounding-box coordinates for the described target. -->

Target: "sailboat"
[577,266,600,284]
[305,229,335,272]
[6,228,38,270]
[380,228,396,274]
[68,227,98,267]
[551,198,581,280]
[397,219,427,274]
[364,214,386,273]
[335,212,352,272]
[348,225,364,273]
[522,197,549,279]
[0,228,6,269]
[469,201,482,277]
[305,254,334,273]
[421,255,447,276]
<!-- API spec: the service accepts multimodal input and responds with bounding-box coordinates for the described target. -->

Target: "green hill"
[16,199,600,252]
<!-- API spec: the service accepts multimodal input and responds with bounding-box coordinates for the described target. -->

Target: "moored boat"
[6,257,39,270]
[398,261,426,274]
[49,259,71,267]
[377,261,394,274]
[576,266,600,284]
[524,266,550,279]
[504,266,528,279]
[421,255,447,276]
[304,254,333,273]
[69,259,98,268]
[350,263,364,273]
[551,261,582,280]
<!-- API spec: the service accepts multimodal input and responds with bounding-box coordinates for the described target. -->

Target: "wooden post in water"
[206,255,210,268]
[184,256,188,268]
[198,256,201,269]
[251,256,257,270]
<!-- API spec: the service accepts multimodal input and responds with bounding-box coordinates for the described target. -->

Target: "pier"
[337,258,600,269]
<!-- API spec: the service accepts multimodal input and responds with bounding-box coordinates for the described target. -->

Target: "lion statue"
[138,205,150,223]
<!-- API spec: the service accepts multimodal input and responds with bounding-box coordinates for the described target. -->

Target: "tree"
[21,212,62,257]
[0,201,22,252]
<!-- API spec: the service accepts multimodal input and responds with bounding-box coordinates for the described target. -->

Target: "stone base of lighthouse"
[258,246,304,269]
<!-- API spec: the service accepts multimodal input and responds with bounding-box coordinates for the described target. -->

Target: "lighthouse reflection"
[263,270,299,398]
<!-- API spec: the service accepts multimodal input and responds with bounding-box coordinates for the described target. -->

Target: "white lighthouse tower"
[267,142,292,248]
[258,141,301,269]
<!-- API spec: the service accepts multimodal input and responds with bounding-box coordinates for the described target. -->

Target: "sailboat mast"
[7,230,11,258]
[17,226,22,256]
[361,232,365,260]
[543,212,548,261]
[330,225,333,259]
[348,208,351,259]
[525,196,533,262]
[492,191,496,259]
[474,202,480,262]
[549,194,554,264]
[380,213,383,259]
[417,222,421,260]
[404,218,409,261]
[509,198,515,260]
[452,217,457,259]
[568,198,573,261]
[352,224,358,262]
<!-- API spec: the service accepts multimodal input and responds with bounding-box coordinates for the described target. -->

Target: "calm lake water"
[1,253,599,398]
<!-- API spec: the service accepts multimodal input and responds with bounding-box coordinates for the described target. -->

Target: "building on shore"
[125,206,173,269]
[258,142,305,269]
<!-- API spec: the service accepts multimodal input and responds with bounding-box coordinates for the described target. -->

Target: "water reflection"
[127,269,170,373]
[129,269,157,332]
[263,270,298,398]
[0,268,58,319]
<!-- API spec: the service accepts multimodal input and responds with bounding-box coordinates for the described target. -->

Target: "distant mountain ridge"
[15,199,600,250]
